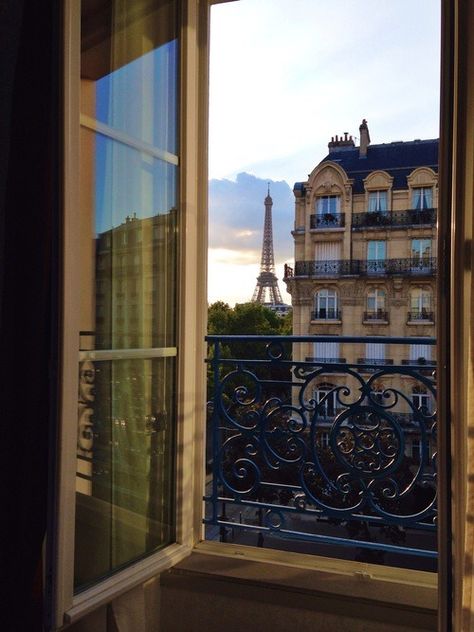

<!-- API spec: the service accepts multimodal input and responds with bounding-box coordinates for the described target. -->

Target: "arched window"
[314,288,338,319]
[410,288,432,320]
[366,288,386,319]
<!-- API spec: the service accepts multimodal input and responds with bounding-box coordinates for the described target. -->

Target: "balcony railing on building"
[351,208,437,229]
[363,309,389,322]
[287,257,437,278]
[407,310,434,322]
[311,308,341,320]
[205,335,437,570]
[310,213,345,229]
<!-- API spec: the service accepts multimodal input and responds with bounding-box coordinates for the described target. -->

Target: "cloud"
[209,172,295,262]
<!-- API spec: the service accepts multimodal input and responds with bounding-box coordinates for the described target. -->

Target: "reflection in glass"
[75,0,178,591]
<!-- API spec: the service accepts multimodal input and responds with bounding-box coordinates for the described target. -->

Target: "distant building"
[284,120,438,456]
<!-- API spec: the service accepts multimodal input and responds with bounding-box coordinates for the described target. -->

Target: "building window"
[314,383,338,419]
[410,343,433,364]
[411,239,432,261]
[366,288,386,319]
[368,190,388,212]
[412,386,432,415]
[366,342,386,363]
[367,240,386,274]
[313,340,340,362]
[319,431,330,448]
[410,288,433,320]
[412,186,433,209]
[316,195,340,215]
[314,289,339,319]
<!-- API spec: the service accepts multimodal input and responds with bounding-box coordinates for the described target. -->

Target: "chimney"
[328,131,355,153]
[359,119,370,158]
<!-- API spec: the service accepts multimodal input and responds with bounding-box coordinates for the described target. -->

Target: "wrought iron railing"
[401,358,436,366]
[363,310,389,322]
[205,335,437,565]
[407,311,434,322]
[311,309,341,320]
[305,356,347,363]
[291,257,437,278]
[357,358,394,365]
[310,213,345,229]
[352,208,437,229]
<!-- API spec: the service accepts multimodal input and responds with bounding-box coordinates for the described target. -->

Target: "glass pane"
[75,0,179,592]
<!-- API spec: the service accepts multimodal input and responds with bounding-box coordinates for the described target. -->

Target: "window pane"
[75,0,179,591]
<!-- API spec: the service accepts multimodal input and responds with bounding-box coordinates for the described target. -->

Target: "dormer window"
[412,186,433,209]
[316,195,340,215]
[368,190,387,212]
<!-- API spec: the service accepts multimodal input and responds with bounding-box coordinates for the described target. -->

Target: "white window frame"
[316,195,341,215]
[315,288,338,319]
[411,186,433,209]
[368,190,388,212]
[50,1,209,626]
[367,288,386,314]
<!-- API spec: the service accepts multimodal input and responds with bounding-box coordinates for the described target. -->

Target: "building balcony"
[311,308,341,320]
[205,335,437,569]
[352,208,437,230]
[407,310,435,323]
[401,358,437,366]
[310,212,345,229]
[305,356,347,363]
[363,309,389,322]
[288,257,437,278]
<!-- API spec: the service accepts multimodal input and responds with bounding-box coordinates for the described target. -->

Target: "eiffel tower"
[252,185,284,305]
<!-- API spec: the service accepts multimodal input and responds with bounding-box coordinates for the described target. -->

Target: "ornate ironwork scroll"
[204,335,437,563]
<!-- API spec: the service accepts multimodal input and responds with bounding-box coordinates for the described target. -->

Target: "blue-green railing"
[204,335,437,564]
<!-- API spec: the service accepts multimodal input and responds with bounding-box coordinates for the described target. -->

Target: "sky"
[208,0,441,307]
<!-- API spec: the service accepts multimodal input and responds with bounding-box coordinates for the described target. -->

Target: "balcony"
[311,308,341,320]
[205,335,437,569]
[407,310,434,323]
[287,257,437,278]
[352,208,437,230]
[363,309,389,322]
[305,356,347,363]
[357,357,394,365]
[310,212,345,229]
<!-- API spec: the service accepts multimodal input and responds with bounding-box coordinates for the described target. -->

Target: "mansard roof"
[298,138,439,194]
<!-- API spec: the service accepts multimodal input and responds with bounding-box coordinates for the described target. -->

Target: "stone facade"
[284,122,438,453]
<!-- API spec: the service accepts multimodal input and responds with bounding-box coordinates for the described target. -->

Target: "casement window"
[411,239,432,260]
[411,288,432,311]
[366,288,386,315]
[314,288,338,319]
[368,190,388,212]
[51,0,208,626]
[316,195,340,215]
[412,186,433,209]
[314,383,338,418]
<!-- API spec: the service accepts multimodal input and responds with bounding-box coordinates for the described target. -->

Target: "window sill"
[167,541,437,625]
[362,320,389,325]
[407,320,435,326]
[310,319,342,325]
